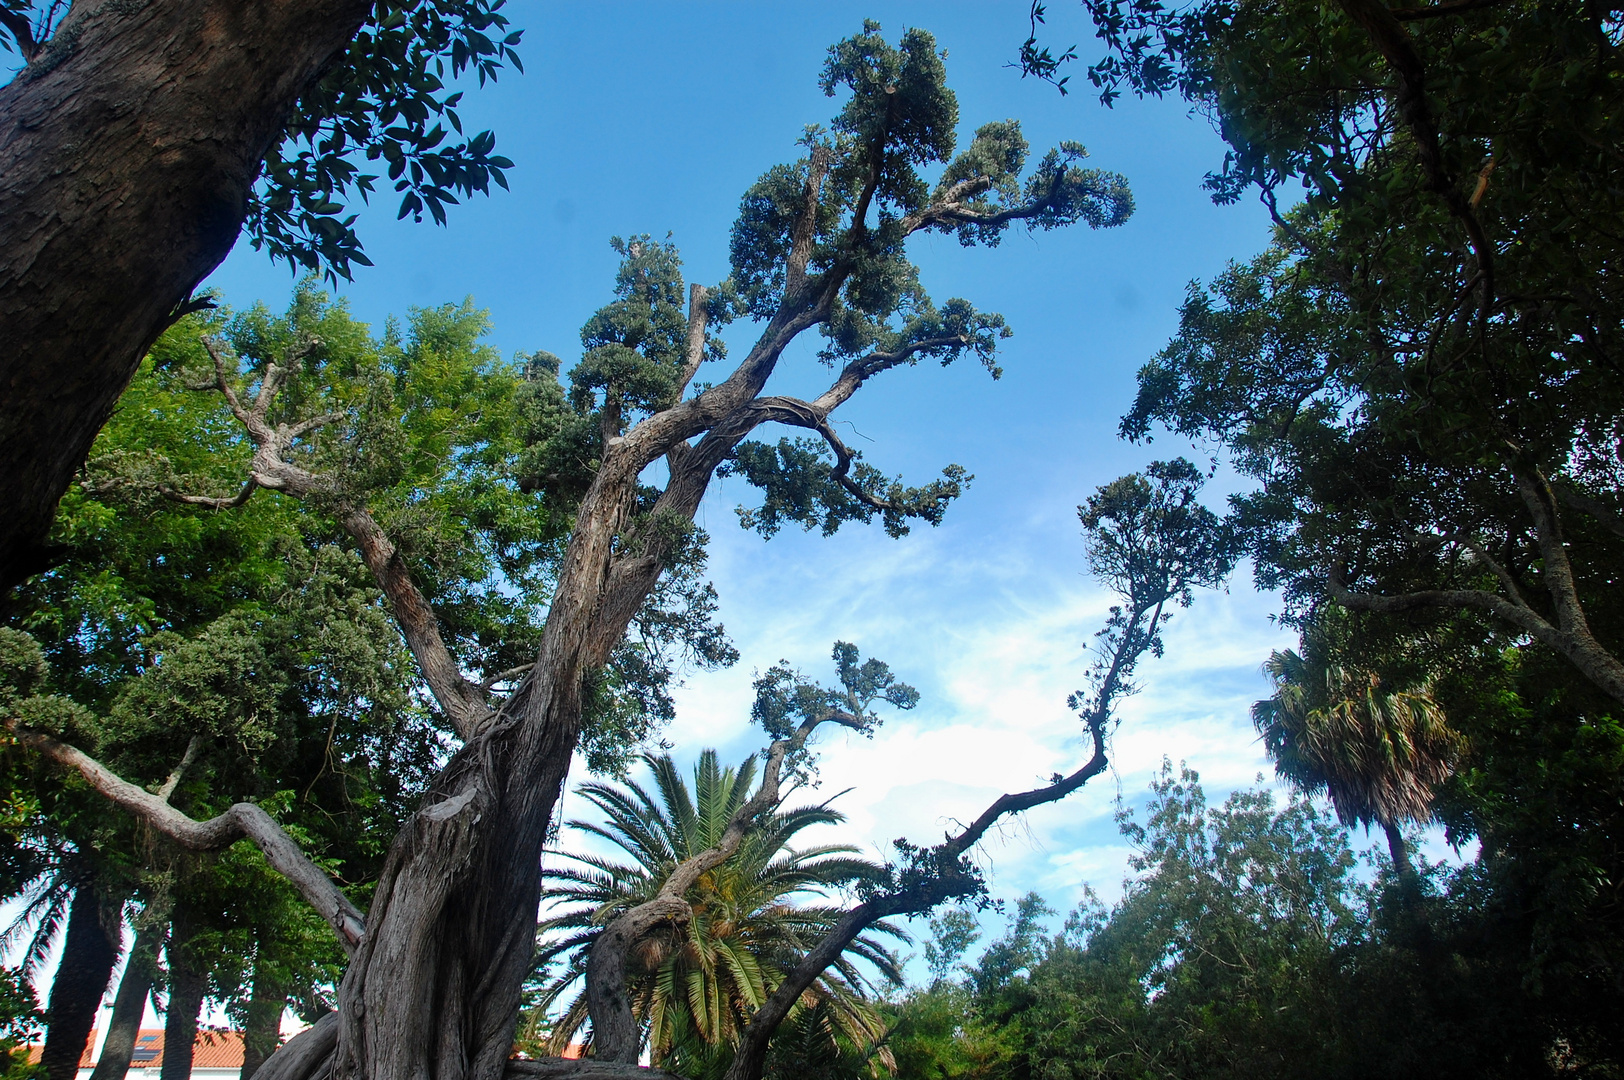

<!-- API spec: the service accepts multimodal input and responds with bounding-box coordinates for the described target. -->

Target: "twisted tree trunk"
[0,0,372,590]
[40,880,120,1080]
[327,455,655,1080]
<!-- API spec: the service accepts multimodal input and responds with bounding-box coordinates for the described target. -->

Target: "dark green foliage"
[723,439,970,540]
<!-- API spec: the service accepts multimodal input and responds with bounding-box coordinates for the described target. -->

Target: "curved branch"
[723,713,1111,1080]
[1328,563,1624,705]
[584,708,864,1062]
[187,336,493,739]
[9,722,366,954]
[157,479,258,511]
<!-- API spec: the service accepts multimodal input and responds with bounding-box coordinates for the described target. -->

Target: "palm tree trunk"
[160,914,206,1080]
[40,880,121,1080]
[240,958,287,1080]
[1383,820,1422,904]
[88,923,162,1080]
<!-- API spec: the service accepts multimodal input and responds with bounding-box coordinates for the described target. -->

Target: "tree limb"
[154,734,204,802]
[1328,562,1624,705]
[722,711,1111,1080]
[1335,0,1495,310]
[8,721,365,954]
[190,337,493,739]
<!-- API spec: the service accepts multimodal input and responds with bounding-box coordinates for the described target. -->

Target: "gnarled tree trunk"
[40,880,120,1080]
[0,0,372,589]
[328,457,659,1080]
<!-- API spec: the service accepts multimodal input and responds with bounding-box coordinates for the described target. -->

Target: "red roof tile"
[25,1029,245,1070]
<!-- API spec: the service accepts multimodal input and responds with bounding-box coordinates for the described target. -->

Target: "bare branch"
[785,146,832,298]
[154,734,203,802]
[1554,483,1624,543]
[9,721,365,954]
[201,337,257,433]
[1328,562,1624,705]
[338,507,492,739]
[723,712,1111,1080]
[677,284,710,396]
[157,479,258,511]
[186,334,492,740]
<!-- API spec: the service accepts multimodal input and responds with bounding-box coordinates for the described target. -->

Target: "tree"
[9,24,1146,1080]
[533,745,904,1071]
[0,0,521,592]
[1057,0,1624,711]
[1252,609,1462,887]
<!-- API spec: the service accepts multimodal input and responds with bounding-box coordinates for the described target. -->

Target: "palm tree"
[1252,614,1462,891]
[528,750,903,1073]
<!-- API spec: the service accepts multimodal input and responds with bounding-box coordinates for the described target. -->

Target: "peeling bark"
[0,0,373,590]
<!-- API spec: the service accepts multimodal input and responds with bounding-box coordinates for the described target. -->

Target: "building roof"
[25,1029,246,1070]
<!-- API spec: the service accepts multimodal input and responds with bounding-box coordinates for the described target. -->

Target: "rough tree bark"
[87,923,162,1080]
[40,879,121,1080]
[0,0,373,590]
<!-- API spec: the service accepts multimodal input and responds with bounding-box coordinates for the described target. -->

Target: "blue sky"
[205,2,1326,963]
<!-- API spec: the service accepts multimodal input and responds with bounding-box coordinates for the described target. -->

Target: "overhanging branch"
[9,721,366,954]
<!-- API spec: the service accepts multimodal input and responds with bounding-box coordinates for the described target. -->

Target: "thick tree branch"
[8,721,365,954]
[189,338,493,739]
[677,284,710,396]
[584,708,865,1062]
[1335,0,1495,308]
[784,146,832,299]
[1328,563,1624,704]
[1511,467,1590,635]
[1554,483,1624,543]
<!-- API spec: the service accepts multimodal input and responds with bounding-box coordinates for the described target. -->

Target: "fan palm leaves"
[530,750,903,1071]
[1252,612,1463,880]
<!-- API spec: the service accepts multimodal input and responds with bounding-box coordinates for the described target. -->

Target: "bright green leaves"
[721,438,970,540]
[246,0,523,280]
